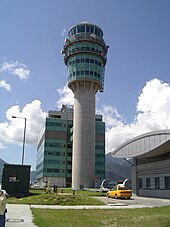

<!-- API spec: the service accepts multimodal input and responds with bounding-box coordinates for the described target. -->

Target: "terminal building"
[113,130,170,199]
[36,105,105,188]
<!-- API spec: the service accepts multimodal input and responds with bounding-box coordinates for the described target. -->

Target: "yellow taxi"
[106,185,132,199]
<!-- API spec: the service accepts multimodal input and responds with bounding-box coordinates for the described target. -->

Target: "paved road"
[94,195,170,207]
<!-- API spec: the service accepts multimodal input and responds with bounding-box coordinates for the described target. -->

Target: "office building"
[36,105,105,187]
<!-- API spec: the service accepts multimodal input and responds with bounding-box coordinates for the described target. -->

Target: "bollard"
[53,184,56,193]
[72,189,75,195]
[61,188,64,194]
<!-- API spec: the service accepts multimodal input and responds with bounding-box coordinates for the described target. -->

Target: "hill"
[105,152,132,181]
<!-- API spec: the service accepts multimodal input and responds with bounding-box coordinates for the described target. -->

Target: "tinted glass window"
[81,25,85,32]
[77,26,81,33]
[86,25,90,32]
[90,26,94,33]
[165,176,170,189]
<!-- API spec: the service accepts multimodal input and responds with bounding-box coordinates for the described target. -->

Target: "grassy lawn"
[7,189,170,226]
[7,188,105,205]
[31,206,170,227]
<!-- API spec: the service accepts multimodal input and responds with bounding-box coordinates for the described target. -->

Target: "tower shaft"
[70,80,99,188]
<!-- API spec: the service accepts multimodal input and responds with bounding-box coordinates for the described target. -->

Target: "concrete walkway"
[30,204,151,209]
[6,204,37,227]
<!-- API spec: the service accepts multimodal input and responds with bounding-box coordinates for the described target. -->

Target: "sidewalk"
[6,204,37,227]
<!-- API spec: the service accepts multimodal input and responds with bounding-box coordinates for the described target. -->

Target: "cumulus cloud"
[56,85,74,108]
[0,100,47,149]
[1,78,170,158]
[101,78,170,154]
[0,60,30,80]
[0,80,11,91]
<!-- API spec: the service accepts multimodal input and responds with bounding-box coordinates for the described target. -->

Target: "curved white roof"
[112,130,170,158]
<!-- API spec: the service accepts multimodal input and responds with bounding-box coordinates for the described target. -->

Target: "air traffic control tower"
[62,22,108,189]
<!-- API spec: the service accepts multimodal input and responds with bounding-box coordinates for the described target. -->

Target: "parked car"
[106,185,132,199]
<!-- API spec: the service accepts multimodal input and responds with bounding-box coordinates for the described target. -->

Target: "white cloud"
[56,85,74,108]
[1,78,170,158]
[0,100,47,149]
[97,105,124,128]
[0,80,11,91]
[101,78,170,154]
[0,60,30,80]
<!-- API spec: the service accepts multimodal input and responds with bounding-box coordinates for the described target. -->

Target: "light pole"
[12,116,27,165]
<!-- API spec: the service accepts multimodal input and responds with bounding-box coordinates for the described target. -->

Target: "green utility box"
[2,164,31,197]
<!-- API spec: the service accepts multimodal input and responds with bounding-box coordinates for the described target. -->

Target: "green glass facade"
[62,22,108,92]
[36,106,105,187]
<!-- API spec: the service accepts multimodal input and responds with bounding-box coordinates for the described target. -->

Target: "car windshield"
[118,187,129,190]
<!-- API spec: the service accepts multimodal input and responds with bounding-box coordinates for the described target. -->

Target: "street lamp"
[12,116,27,165]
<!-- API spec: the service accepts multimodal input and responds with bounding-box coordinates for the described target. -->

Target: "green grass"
[31,206,170,227]
[7,189,105,205]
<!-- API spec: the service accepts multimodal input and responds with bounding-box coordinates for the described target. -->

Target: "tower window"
[77,26,81,33]
[95,27,98,35]
[90,26,94,33]
[80,26,85,32]
[86,25,90,33]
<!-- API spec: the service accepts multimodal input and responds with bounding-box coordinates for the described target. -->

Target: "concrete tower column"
[70,80,99,188]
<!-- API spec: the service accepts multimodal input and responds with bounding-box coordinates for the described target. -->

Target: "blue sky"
[0,0,170,170]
